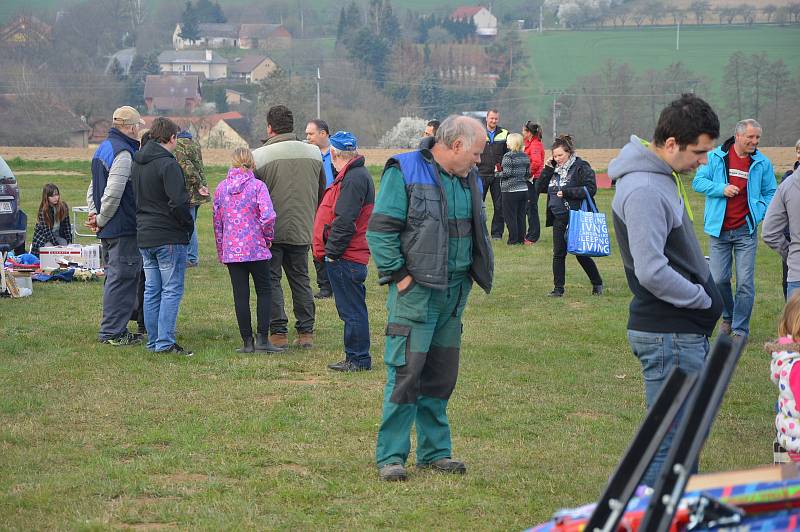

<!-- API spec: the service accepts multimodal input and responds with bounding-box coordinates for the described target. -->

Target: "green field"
[526,25,800,96]
[0,160,787,529]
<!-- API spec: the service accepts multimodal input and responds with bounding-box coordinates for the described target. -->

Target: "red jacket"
[312,155,374,265]
[524,137,545,179]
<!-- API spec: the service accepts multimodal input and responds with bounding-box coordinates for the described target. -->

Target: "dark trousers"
[314,258,331,294]
[227,260,272,339]
[327,259,371,367]
[551,214,602,290]
[783,259,789,300]
[130,265,145,329]
[501,190,527,244]
[481,174,504,238]
[99,235,142,340]
[526,181,541,242]
[269,243,315,334]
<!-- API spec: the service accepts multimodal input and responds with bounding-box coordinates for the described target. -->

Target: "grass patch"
[0,162,785,529]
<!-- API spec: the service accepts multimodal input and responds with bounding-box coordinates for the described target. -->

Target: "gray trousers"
[99,235,142,340]
[269,243,315,334]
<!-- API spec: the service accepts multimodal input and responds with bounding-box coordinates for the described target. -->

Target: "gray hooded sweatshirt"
[609,135,722,335]
[763,170,800,282]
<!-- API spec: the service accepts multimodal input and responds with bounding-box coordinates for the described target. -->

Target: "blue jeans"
[788,281,800,300]
[326,259,371,368]
[140,244,188,351]
[709,225,757,336]
[627,330,709,487]
[188,205,200,265]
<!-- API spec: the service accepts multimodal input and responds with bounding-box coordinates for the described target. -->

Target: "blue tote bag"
[567,187,610,257]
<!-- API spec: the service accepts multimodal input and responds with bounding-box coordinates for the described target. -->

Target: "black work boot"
[255,333,287,353]
[236,336,255,353]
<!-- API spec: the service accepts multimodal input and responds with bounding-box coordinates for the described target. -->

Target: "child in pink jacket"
[768,291,800,462]
[213,148,284,353]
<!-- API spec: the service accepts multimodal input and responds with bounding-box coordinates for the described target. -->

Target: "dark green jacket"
[367,149,493,294]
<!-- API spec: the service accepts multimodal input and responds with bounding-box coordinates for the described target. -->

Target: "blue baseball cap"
[330,131,357,151]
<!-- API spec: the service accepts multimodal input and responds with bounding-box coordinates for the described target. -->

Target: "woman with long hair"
[537,134,603,297]
[523,122,545,244]
[31,183,72,255]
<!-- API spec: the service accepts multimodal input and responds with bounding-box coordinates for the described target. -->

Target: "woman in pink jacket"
[523,122,545,244]
[213,148,285,353]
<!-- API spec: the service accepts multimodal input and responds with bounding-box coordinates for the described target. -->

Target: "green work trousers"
[375,275,472,467]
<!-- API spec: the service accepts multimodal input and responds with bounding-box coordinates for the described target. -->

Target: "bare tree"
[690,0,710,24]
[646,1,667,24]
[632,8,647,28]
[670,8,687,24]
[763,4,777,22]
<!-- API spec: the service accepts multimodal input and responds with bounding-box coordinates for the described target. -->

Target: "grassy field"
[525,25,800,96]
[0,159,787,529]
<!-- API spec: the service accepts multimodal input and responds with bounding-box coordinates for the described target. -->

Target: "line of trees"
[554,51,798,149]
[545,0,800,29]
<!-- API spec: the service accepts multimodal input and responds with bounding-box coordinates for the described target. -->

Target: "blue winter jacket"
[692,136,777,237]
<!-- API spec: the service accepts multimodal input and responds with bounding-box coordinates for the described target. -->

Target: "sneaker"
[417,457,466,474]
[547,289,564,298]
[136,325,147,336]
[719,320,732,335]
[523,239,536,245]
[160,343,193,357]
[327,359,371,372]
[379,463,407,481]
[101,331,142,346]
[269,332,289,349]
[314,289,333,299]
[592,284,604,296]
[293,332,314,349]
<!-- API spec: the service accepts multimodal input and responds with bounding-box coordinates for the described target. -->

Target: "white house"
[172,23,239,50]
[158,50,228,80]
[451,6,498,37]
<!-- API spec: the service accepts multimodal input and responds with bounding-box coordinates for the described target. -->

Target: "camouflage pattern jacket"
[175,137,209,206]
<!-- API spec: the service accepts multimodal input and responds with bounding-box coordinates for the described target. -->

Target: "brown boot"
[293,331,314,349]
[269,332,288,349]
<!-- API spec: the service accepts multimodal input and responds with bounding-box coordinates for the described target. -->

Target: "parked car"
[0,155,27,254]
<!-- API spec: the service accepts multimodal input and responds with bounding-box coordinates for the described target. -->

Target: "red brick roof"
[451,6,484,19]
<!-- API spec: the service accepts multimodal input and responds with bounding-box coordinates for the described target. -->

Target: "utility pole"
[539,4,544,33]
[552,96,557,139]
[316,67,321,118]
[676,22,680,51]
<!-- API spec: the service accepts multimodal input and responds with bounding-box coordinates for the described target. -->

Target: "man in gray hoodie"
[609,94,723,487]
[763,168,800,299]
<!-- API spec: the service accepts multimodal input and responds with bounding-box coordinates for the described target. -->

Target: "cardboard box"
[39,245,83,269]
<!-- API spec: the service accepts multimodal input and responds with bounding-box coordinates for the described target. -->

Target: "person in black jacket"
[131,117,195,356]
[537,134,603,297]
[477,109,509,239]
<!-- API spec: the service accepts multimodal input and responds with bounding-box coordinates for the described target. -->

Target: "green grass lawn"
[525,25,800,95]
[0,160,786,529]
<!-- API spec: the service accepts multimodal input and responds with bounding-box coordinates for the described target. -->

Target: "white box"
[39,245,83,269]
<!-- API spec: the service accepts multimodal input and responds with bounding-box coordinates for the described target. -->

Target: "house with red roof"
[451,6,498,37]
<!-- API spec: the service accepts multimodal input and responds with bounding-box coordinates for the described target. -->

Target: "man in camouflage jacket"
[174,131,209,266]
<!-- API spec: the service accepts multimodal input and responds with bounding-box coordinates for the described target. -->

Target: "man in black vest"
[477,109,509,239]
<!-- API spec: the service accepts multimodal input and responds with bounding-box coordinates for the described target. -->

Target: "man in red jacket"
[312,131,375,372]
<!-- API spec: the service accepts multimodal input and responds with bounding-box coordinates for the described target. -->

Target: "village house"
[0,15,52,48]
[228,55,277,84]
[140,112,249,149]
[172,23,239,50]
[451,6,498,37]
[238,24,292,50]
[144,75,202,114]
[158,50,228,80]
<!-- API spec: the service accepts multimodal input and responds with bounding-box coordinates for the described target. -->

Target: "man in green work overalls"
[367,115,494,481]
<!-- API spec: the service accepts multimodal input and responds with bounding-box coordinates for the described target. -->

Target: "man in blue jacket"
[87,106,144,346]
[692,119,777,338]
